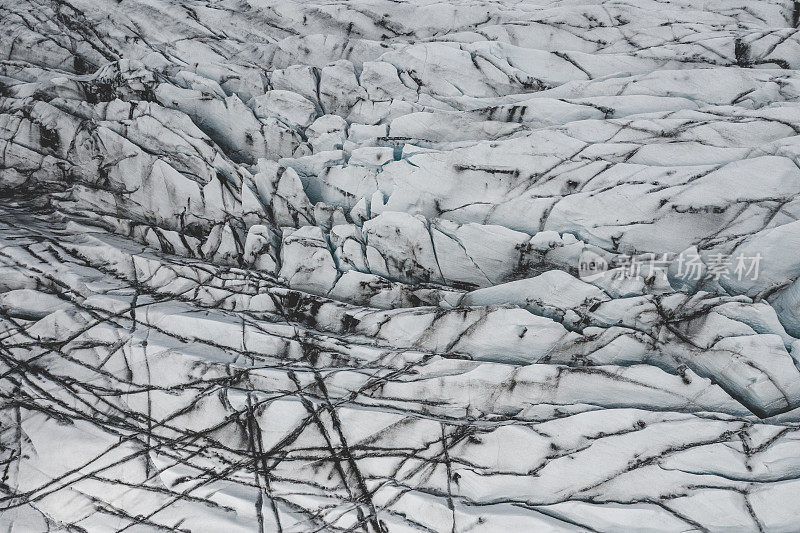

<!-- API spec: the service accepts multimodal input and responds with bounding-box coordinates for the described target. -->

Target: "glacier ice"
[2,0,800,531]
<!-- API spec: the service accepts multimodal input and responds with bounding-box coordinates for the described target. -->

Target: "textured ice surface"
[2,0,800,531]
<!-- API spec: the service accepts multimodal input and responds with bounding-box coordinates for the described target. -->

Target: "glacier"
[2,0,800,531]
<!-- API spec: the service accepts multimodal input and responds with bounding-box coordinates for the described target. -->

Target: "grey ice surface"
[2,0,800,531]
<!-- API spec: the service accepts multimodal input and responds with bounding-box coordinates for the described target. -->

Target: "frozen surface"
[2,0,800,531]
